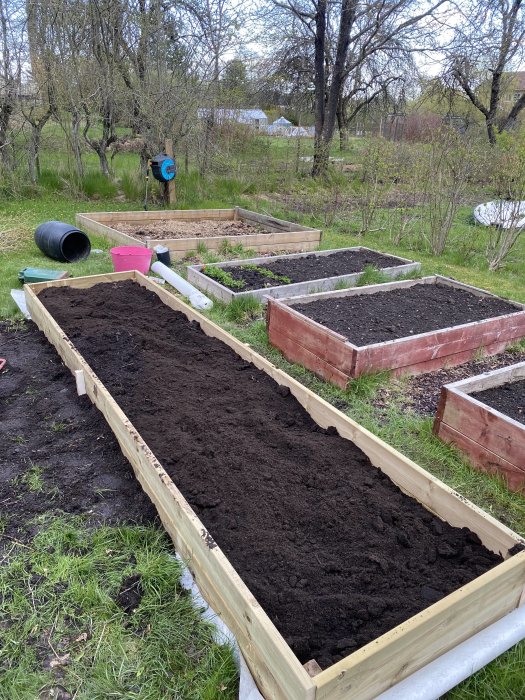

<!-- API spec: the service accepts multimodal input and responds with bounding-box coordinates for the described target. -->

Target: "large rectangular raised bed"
[434,362,525,493]
[187,247,420,303]
[76,207,322,258]
[25,272,525,700]
[267,276,525,387]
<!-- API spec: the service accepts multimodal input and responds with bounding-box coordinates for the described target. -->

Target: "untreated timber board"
[26,271,525,700]
[76,207,322,258]
[187,247,420,303]
[434,362,525,492]
[267,275,525,384]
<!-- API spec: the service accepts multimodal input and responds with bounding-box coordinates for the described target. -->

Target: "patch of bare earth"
[116,219,266,240]
[374,349,525,417]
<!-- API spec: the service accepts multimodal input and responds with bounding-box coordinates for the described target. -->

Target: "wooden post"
[164,138,176,207]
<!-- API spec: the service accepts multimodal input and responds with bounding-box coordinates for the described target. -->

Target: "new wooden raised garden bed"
[267,275,525,387]
[25,272,525,700]
[187,247,420,303]
[434,362,525,493]
[76,207,322,258]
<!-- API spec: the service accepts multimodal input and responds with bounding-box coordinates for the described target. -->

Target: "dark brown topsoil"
[378,349,525,417]
[39,280,508,668]
[0,322,157,547]
[472,380,525,425]
[292,283,519,346]
[204,249,406,291]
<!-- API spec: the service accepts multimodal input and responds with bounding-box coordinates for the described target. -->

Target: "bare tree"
[444,0,525,144]
[0,0,25,172]
[268,0,449,177]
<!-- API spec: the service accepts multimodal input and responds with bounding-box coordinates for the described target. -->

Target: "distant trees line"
[1,0,524,183]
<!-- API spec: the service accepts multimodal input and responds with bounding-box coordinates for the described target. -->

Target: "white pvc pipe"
[377,604,525,700]
[151,261,213,310]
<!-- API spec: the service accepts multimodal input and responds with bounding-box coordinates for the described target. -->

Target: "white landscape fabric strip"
[377,604,525,700]
[177,555,263,700]
[10,289,31,319]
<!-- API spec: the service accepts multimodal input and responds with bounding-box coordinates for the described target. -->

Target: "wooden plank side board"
[269,276,525,380]
[24,279,315,700]
[442,361,525,394]
[436,424,525,492]
[354,312,525,375]
[438,388,525,467]
[314,553,525,700]
[433,364,525,492]
[79,209,236,223]
[25,272,525,700]
[75,215,141,246]
[267,300,356,376]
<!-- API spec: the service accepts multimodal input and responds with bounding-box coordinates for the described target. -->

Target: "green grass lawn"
[2,132,525,698]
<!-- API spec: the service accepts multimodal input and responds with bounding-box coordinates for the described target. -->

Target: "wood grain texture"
[438,388,525,467]
[267,300,355,375]
[436,423,525,493]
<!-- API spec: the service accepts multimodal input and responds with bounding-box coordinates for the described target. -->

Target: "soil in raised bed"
[117,219,265,240]
[0,322,156,546]
[472,380,525,425]
[292,282,519,346]
[203,249,406,291]
[39,281,507,668]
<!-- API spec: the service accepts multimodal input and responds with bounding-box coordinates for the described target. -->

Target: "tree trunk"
[71,110,84,179]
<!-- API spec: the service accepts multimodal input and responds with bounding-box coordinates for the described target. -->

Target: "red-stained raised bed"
[266,276,525,387]
[434,361,525,492]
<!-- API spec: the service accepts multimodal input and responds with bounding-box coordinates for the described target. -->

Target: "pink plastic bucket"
[110,246,153,274]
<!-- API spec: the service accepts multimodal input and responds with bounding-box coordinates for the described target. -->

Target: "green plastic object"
[18,267,69,284]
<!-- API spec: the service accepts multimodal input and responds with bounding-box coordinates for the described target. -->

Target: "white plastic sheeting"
[177,556,263,700]
[474,200,525,229]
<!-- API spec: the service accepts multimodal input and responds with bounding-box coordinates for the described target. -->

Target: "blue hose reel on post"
[150,153,176,183]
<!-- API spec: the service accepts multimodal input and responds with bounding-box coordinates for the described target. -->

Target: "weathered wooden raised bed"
[267,276,525,387]
[25,271,525,700]
[187,247,420,303]
[76,207,322,258]
[434,362,525,493]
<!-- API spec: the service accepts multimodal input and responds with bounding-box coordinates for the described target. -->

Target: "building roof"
[197,108,267,122]
[272,116,292,125]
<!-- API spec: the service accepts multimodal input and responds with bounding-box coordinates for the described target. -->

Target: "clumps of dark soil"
[0,322,157,546]
[203,249,406,291]
[39,280,508,668]
[292,282,520,346]
[472,380,525,425]
[117,219,264,240]
[115,573,144,613]
[381,349,525,416]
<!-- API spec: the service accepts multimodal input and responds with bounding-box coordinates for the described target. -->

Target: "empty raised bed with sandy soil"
[76,207,322,258]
